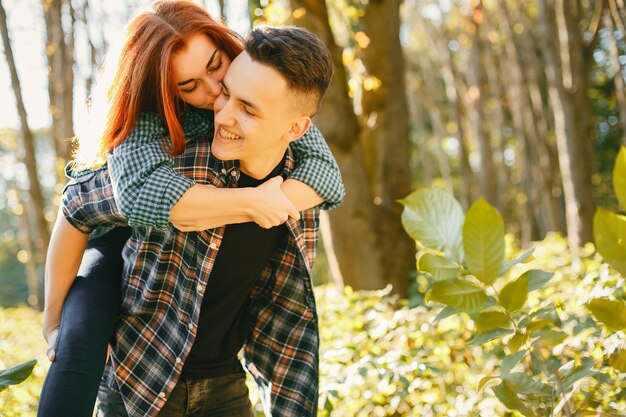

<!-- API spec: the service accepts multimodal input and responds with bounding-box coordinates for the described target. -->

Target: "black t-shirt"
[181,163,287,379]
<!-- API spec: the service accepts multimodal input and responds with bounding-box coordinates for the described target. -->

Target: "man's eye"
[243,107,255,117]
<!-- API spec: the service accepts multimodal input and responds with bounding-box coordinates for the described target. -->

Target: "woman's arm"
[109,111,343,231]
[170,176,301,231]
[288,124,345,210]
[42,207,89,360]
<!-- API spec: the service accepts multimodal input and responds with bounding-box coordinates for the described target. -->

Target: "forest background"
[1,0,625,416]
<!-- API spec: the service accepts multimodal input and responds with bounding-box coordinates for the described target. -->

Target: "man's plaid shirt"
[62,125,323,417]
[105,108,344,230]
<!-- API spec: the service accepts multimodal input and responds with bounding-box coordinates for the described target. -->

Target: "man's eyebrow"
[221,79,261,112]
[177,49,220,86]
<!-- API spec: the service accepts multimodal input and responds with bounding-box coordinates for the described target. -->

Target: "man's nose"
[215,97,234,125]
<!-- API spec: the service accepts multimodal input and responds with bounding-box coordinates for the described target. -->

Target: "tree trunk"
[468,2,499,208]
[358,0,414,295]
[605,10,626,145]
[289,0,387,291]
[440,37,478,210]
[539,0,595,251]
[1,0,48,308]
[44,0,74,176]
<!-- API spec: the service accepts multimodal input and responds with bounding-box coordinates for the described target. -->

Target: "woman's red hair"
[96,0,243,161]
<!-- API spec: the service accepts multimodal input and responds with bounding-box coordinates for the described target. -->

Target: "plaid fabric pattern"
[105,108,344,231]
[62,133,321,417]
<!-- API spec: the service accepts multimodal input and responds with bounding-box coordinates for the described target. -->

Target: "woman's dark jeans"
[37,227,131,417]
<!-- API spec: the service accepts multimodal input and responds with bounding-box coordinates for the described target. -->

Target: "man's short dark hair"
[245,25,333,115]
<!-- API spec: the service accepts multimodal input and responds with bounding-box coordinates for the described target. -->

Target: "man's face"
[212,52,305,173]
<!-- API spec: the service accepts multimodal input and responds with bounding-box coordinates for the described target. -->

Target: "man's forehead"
[226,52,288,98]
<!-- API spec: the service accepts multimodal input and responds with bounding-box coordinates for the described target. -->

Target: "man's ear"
[286,116,311,143]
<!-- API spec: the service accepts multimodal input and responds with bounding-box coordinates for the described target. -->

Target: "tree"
[289,0,387,291]
[43,0,75,177]
[539,0,597,253]
[0,0,48,309]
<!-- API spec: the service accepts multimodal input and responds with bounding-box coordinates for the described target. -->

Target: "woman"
[37,1,343,416]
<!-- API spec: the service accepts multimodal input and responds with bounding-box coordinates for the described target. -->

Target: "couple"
[38,1,343,417]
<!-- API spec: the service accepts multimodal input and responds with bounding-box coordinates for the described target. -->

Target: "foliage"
[0,359,37,392]
[401,183,626,415]
[0,307,49,417]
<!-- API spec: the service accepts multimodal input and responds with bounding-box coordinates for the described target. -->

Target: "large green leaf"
[425,278,488,312]
[499,275,528,313]
[475,310,511,333]
[587,298,626,330]
[593,208,626,276]
[523,270,554,292]
[417,252,461,281]
[492,382,537,417]
[400,188,465,262]
[0,359,37,392]
[613,146,626,211]
[463,198,505,284]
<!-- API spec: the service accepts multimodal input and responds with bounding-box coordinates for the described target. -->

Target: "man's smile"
[217,126,243,141]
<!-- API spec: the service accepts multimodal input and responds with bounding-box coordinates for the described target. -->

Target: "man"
[63,26,334,417]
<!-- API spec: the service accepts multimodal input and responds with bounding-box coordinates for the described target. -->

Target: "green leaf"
[500,248,534,276]
[417,252,461,281]
[478,375,500,392]
[426,278,488,312]
[613,146,626,211]
[463,198,505,284]
[502,373,554,397]
[587,298,626,330]
[523,270,554,292]
[475,310,511,333]
[593,208,626,276]
[501,350,527,375]
[400,188,465,262]
[561,358,596,392]
[433,305,461,322]
[469,328,514,345]
[610,347,626,372]
[0,359,37,392]
[533,329,568,346]
[492,382,537,417]
[519,306,560,329]
[499,275,528,313]
[508,331,529,354]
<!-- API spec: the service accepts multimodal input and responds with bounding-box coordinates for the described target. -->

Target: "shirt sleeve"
[289,124,345,210]
[106,112,195,230]
[61,169,128,234]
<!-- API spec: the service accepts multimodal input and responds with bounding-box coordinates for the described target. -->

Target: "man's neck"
[239,148,287,180]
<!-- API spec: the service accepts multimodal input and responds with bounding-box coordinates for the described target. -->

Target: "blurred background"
[1,1,625,416]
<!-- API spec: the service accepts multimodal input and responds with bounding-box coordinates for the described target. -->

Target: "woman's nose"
[206,76,222,96]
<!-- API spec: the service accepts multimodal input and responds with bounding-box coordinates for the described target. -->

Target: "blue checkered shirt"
[62,131,322,416]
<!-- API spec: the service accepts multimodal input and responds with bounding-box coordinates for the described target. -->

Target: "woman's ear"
[286,116,312,142]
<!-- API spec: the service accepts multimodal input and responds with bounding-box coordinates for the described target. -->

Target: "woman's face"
[172,34,231,110]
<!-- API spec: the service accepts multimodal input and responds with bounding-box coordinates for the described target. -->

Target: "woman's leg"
[37,227,131,417]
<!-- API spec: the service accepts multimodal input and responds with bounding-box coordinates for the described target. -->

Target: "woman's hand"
[249,176,300,228]
[42,311,60,361]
